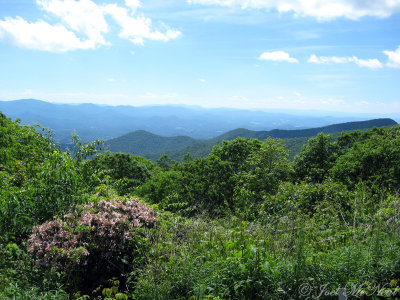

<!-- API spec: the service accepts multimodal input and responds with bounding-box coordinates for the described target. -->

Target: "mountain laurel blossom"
[28,198,157,268]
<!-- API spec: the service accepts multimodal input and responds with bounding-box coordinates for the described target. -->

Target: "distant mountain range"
[1,99,397,161]
[107,118,398,161]
[0,99,389,143]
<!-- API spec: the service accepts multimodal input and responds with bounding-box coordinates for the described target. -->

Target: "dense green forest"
[1,111,400,299]
[107,130,199,158]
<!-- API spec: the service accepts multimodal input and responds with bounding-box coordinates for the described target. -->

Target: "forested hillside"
[106,130,199,155]
[1,111,400,299]
[212,118,397,140]
[107,118,397,161]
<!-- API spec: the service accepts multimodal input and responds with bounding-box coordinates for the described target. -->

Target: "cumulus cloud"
[384,46,400,68]
[125,0,142,14]
[102,3,181,45]
[259,51,298,63]
[188,0,400,20]
[37,0,108,47]
[308,54,383,69]
[350,56,383,69]
[0,0,180,52]
[0,17,95,52]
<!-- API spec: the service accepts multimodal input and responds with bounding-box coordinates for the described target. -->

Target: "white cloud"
[308,54,383,69]
[350,56,383,69]
[384,46,400,68]
[199,78,206,83]
[125,0,142,14]
[102,4,181,45]
[308,54,348,64]
[259,51,298,63]
[0,17,95,52]
[37,0,108,48]
[106,78,116,82]
[0,0,180,52]
[188,0,400,20]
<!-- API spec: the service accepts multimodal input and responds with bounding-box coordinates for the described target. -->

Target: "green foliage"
[293,126,400,191]
[68,130,105,163]
[281,136,310,160]
[136,170,186,211]
[133,190,400,299]
[235,138,292,197]
[139,138,293,219]
[266,180,353,216]
[83,151,153,195]
[0,113,55,169]
[178,156,234,215]
[99,278,128,300]
[138,156,234,216]
[140,138,283,217]
[331,126,400,189]
[293,133,338,183]
[209,137,262,171]
[0,115,89,242]
[0,149,87,242]
[0,241,68,298]
[156,154,176,171]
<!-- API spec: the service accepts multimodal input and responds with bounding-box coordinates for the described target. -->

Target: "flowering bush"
[28,198,157,292]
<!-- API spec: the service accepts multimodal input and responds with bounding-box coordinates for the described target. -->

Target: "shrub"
[293,133,338,183]
[331,126,400,190]
[1,150,85,243]
[28,198,157,294]
[264,180,353,217]
[82,151,153,195]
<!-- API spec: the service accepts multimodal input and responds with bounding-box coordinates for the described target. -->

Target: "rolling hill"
[210,118,397,141]
[106,118,398,161]
[106,130,199,155]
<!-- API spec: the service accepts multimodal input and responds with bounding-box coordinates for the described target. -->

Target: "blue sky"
[0,0,399,114]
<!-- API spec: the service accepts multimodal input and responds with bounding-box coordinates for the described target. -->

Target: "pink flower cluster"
[28,198,157,268]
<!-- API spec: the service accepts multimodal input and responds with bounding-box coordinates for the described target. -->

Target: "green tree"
[209,137,262,173]
[0,125,85,241]
[178,157,234,215]
[68,130,105,163]
[0,113,55,178]
[138,137,292,217]
[293,133,338,183]
[84,151,153,195]
[235,138,292,196]
[331,126,400,189]
[136,169,187,212]
[156,154,176,171]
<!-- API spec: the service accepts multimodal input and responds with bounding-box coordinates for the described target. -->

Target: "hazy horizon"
[2,97,400,120]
